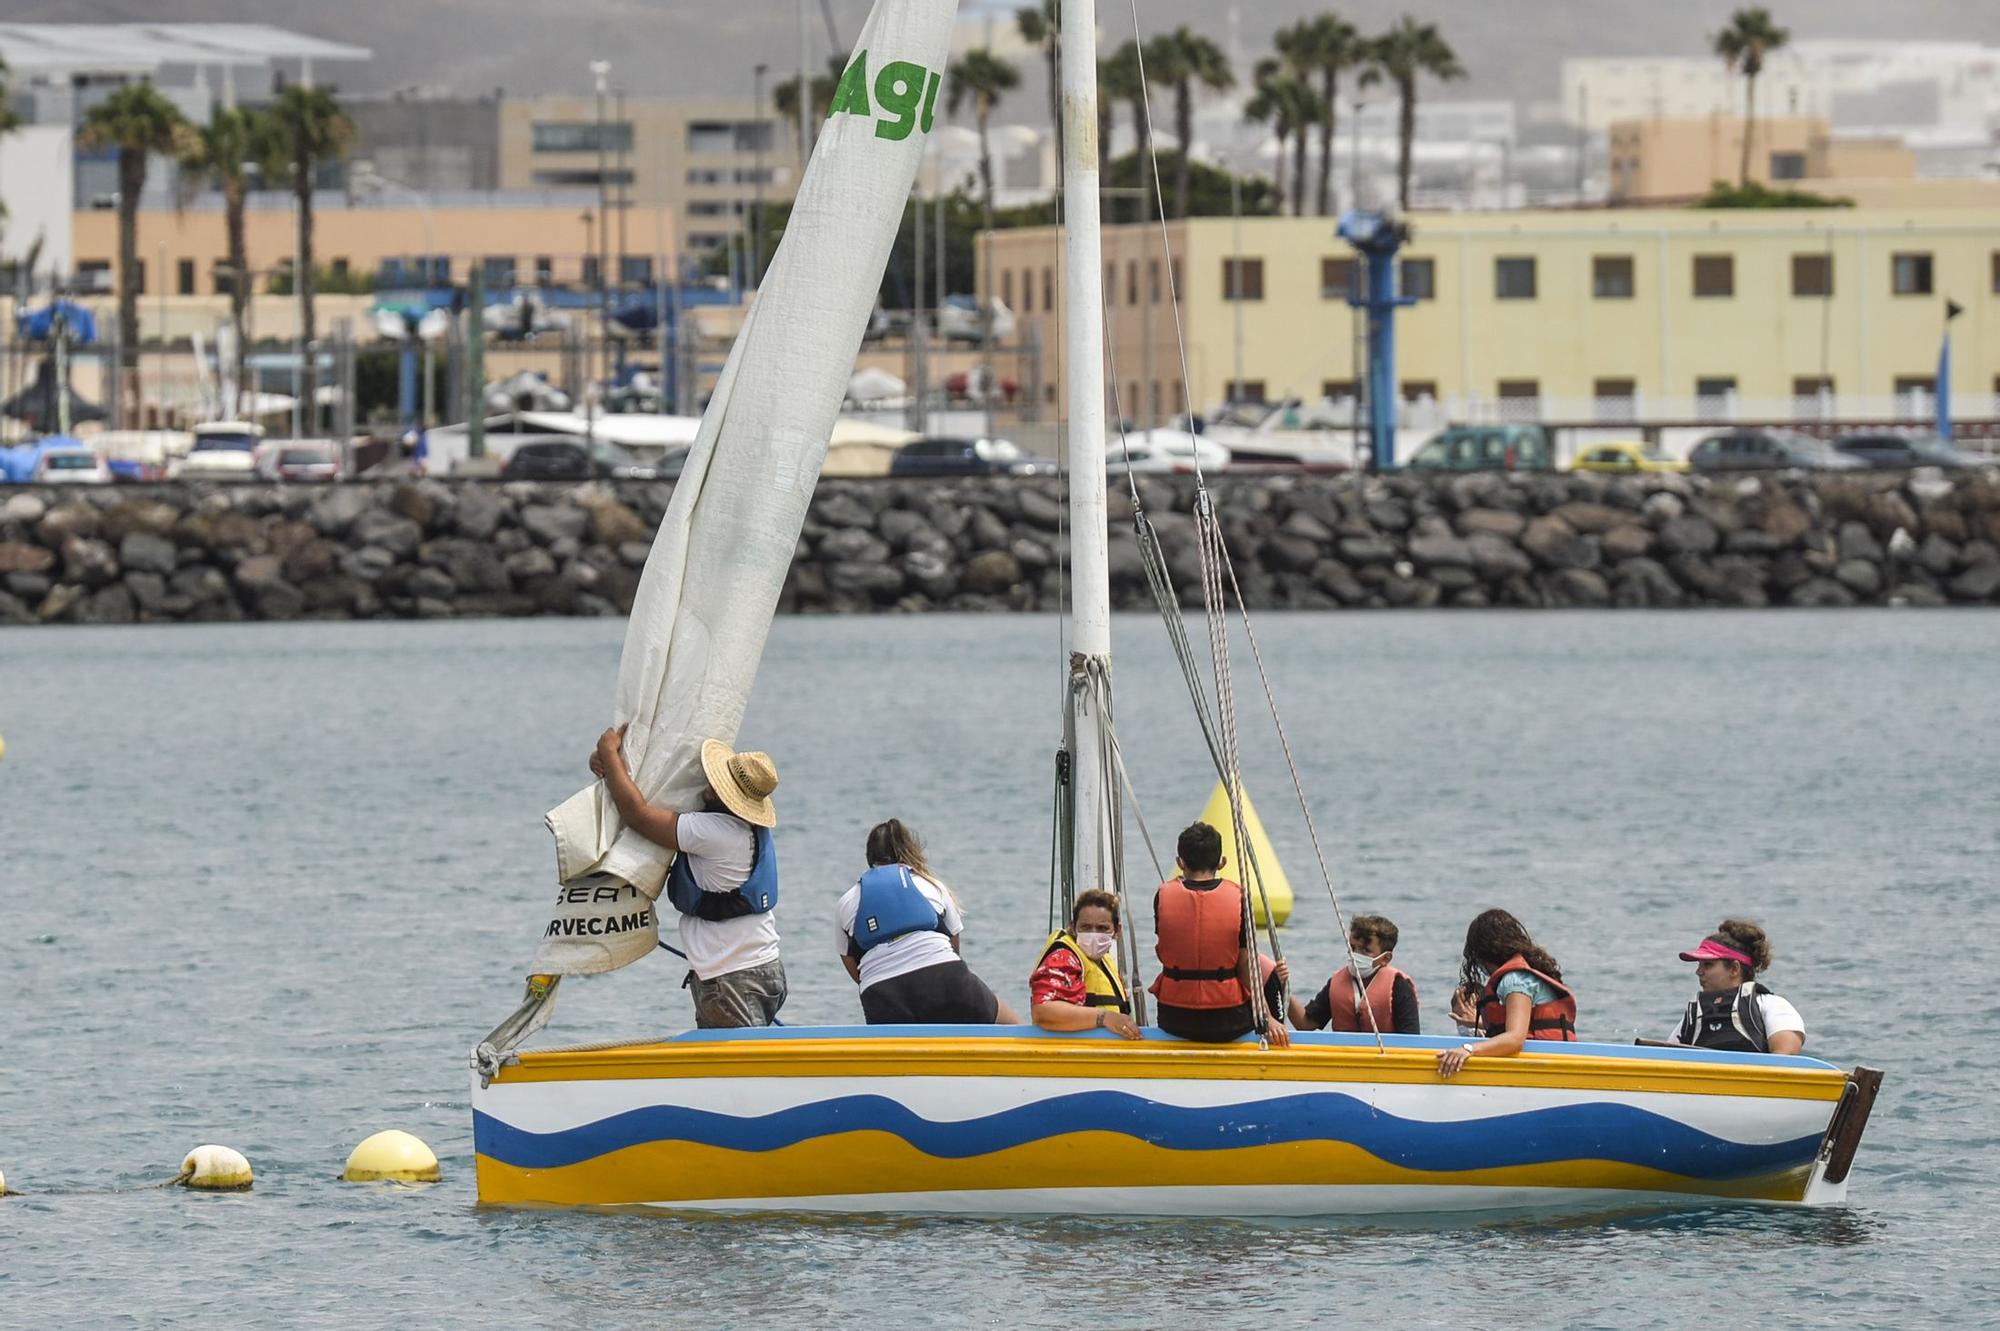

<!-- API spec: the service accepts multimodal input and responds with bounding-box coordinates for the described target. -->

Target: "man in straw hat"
[592,726,787,1027]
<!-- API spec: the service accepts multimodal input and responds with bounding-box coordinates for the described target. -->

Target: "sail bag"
[534,0,959,974]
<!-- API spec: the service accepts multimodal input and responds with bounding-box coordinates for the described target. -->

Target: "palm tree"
[1146,26,1235,220]
[772,56,845,163]
[268,85,352,433]
[1016,0,1061,165]
[1714,7,1792,187]
[1102,40,1151,223]
[78,84,195,419]
[1293,14,1364,216]
[1246,58,1320,218]
[1366,18,1465,211]
[180,107,272,417]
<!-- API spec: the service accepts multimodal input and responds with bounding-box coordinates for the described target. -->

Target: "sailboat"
[470,0,1883,1215]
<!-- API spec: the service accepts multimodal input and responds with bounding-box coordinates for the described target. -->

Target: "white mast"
[1060,0,1114,891]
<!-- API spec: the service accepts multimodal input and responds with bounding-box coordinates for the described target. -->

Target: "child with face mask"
[1029,890,1142,1039]
[1295,914,1421,1035]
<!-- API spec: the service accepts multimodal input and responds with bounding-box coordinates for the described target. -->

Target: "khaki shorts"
[690,957,788,1029]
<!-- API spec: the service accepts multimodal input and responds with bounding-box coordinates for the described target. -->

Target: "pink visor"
[1679,937,1753,966]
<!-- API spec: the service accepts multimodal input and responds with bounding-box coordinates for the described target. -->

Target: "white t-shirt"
[672,812,782,982]
[1669,991,1805,1048]
[833,869,963,991]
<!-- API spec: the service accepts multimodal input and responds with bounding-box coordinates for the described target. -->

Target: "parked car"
[33,445,112,484]
[1105,427,1232,476]
[1833,432,1996,469]
[1688,430,1862,472]
[889,436,1058,478]
[1569,441,1687,475]
[255,441,342,482]
[499,437,662,480]
[1405,424,1554,472]
[173,421,266,480]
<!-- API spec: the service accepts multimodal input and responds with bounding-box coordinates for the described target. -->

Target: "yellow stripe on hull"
[474,1129,1815,1209]
[492,1038,1848,1104]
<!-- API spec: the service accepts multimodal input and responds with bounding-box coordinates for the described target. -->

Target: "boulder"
[1009,536,1055,572]
[1949,561,2000,601]
[388,482,436,529]
[1338,535,1398,565]
[1918,533,1959,576]
[1756,498,1812,546]
[6,571,51,601]
[1834,559,1882,597]
[1641,492,1685,523]
[1612,557,1682,608]
[119,530,179,576]
[1656,516,1720,556]
[451,485,506,540]
[581,498,650,547]
[170,566,231,604]
[1364,498,1411,531]
[504,546,558,582]
[308,485,374,536]
[1787,577,1857,608]
[62,536,120,587]
[1888,582,1949,608]
[0,541,56,575]
[1836,520,1883,564]
[617,541,652,567]
[36,502,101,545]
[519,504,590,546]
[903,549,958,599]
[408,566,458,602]
[36,582,84,622]
[1262,534,1322,573]
[1,493,48,525]
[75,583,136,625]
[1549,567,1610,607]
[962,550,1023,595]
[1467,532,1532,579]
[1549,501,1628,534]
[350,509,424,558]
[0,590,32,625]
[1277,510,1335,542]
[813,493,875,528]
[433,539,511,594]
[1310,559,1365,604]
[1455,507,1527,539]
[826,561,908,601]
[99,500,181,545]
[1519,514,1578,563]
[1015,487,1064,530]
[1601,523,1653,560]
[1407,531,1473,568]
[124,571,168,612]
[819,528,892,564]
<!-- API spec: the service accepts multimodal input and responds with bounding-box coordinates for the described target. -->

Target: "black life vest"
[1675,982,1773,1053]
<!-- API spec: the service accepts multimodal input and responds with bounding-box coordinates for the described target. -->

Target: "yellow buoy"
[0,1167,8,1195]
[1197,781,1295,927]
[0,732,7,760]
[342,1130,441,1183]
[181,1145,253,1191]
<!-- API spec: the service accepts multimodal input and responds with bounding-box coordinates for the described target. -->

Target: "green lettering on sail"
[830,52,873,119]
[827,50,941,140]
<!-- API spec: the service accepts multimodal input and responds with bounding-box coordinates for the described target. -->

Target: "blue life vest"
[664,820,778,921]
[848,865,948,956]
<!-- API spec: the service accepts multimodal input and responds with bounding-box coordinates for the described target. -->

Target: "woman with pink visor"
[1669,920,1805,1055]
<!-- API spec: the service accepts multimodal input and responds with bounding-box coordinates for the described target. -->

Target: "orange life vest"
[1149,877,1248,1010]
[1477,955,1578,1042]
[1326,964,1415,1034]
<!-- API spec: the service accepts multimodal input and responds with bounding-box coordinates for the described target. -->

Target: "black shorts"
[860,960,1001,1025]
[1156,1001,1256,1043]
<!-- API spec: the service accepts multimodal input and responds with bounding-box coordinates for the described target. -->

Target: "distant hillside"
[18,0,2000,121]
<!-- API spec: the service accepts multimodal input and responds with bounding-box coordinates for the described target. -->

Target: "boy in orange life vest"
[1294,914,1421,1034]
[1150,822,1290,1047]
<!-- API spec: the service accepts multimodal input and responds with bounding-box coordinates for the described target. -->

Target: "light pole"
[752,62,768,287]
[591,59,612,445]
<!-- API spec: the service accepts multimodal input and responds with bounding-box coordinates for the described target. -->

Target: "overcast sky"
[23,1,2000,115]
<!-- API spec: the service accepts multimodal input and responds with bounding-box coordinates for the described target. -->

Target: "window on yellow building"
[1222,258,1264,301]
[1593,378,1637,422]
[1003,270,1014,309]
[1104,263,1115,306]
[1148,260,1161,304]
[1692,255,1734,298]
[1021,269,1032,312]
[1401,257,1435,300]
[1323,379,1358,402]
[1695,377,1736,420]
[1991,252,2000,294]
[1893,375,1936,396]
[1892,253,1933,296]
[1495,257,1536,300]
[1226,379,1267,403]
[1497,380,1541,419]
[1322,257,1357,300]
[1792,376,1834,398]
[1592,255,1634,299]
[1792,253,1833,297]
[1043,267,1053,311]
[177,259,196,296]
[1128,261,1139,305]
[1770,152,1807,180]
[1401,380,1438,402]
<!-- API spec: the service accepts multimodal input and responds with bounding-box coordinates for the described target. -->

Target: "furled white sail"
[534,0,959,975]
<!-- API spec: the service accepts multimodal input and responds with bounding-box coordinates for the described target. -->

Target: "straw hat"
[700,739,779,828]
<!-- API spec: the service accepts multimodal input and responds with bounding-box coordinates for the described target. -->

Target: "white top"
[1669,992,1806,1047]
[833,869,963,991]
[672,812,782,982]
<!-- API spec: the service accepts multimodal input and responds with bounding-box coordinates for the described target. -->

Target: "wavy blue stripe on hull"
[474,1091,1825,1181]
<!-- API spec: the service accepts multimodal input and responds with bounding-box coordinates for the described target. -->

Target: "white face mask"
[1077,931,1116,960]
[1349,951,1385,975]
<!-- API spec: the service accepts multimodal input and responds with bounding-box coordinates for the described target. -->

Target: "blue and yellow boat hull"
[471,1027,1858,1214]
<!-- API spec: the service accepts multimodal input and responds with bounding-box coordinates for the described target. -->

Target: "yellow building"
[1608,115,1916,203]
[497,96,794,259]
[984,206,2000,425]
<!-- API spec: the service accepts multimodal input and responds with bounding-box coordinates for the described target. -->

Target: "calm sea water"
[3,611,1997,1328]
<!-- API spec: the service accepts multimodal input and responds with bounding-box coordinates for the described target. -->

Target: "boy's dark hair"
[1350,914,1398,952]
[1176,822,1224,874]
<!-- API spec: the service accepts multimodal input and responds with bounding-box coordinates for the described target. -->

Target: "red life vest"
[1477,955,1578,1042]
[1326,964,1415,1034]
[1150,877,1248,1010]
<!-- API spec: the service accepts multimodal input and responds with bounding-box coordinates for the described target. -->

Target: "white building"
[0,124,73,284]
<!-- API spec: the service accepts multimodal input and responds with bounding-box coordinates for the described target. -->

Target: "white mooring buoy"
[342,1130,441,1183]
[180,1145,253,1191]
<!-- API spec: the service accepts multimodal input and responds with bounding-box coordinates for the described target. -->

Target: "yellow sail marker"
[0,1167,8,1195]
[180,1145,253,1191]
[343,1130,442,1183]
[1197,781,1295,927]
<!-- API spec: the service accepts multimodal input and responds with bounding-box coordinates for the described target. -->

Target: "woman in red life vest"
[1029,889,1141,1039]
[1295,914,1421,1034]
[1150,822,1290,1047]
[1437,908,1576,1078]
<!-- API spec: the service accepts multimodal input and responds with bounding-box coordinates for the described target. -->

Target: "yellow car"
[1569,441,1689,474]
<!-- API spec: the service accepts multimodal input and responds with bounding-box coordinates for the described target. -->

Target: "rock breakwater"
[2,469,1996,625]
